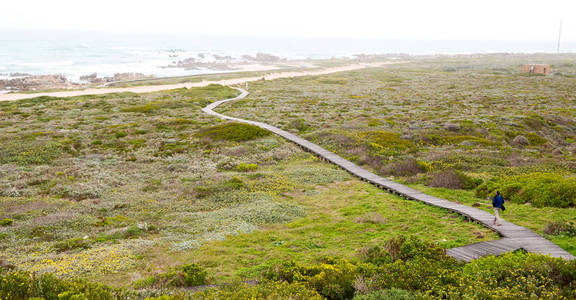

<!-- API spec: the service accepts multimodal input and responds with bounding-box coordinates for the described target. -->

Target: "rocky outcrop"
[444,123,460,132]
[80,73,150,84]
[1,72,152,92]
[0,75,81,91]
[164,58,235,71]
[511,135,530,148]
[163,52,286,70]
[241,53,285,63]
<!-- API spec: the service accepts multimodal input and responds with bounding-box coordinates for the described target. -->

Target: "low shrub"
[195,122,271,142]
[115,131,128,138]
[353,288,426,300]
[190,281,322,299]
[135,263,208,288]
[416,133,493,147]
[93,224,154,243]
[427,170,481,190]
[0,219,14,226]
[357,236,461,297]
[288,118,310,132]
[0,270,120,300]
[265,258,361,300]
[163,263,208,287]
[360,131,415,156]
[236,162,258,172]
[458,252,576,299]
[0,141,63,165]
[544,220,576,236]
[180,263,208,287]
[121,103,160,113]
[380,159,429,177]
[154,141,190,157]
[53,237,91,252]
[193,177,245,198]
[475,172,576,207]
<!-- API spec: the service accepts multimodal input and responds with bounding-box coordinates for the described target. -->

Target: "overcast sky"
[2,0,575,42]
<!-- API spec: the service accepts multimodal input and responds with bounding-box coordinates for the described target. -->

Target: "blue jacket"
[492,194,504,208]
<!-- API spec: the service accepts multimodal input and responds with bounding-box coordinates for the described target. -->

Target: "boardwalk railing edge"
[202,87,575,262]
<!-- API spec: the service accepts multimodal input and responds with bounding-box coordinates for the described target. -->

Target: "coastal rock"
[80,73,149,84]
[444,123,460,131]
[460,140,476,146]
[0,75,81,91]
[511,135,530,148]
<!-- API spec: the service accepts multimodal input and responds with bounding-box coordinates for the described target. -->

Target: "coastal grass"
[1,54,576,298]
[181,180,496,282]
[0,81,496,291]
[218,53,576,255]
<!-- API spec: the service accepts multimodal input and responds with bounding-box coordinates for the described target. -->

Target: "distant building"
[522,64,551,75]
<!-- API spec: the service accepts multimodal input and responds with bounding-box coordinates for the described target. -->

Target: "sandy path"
[0,62,396,102]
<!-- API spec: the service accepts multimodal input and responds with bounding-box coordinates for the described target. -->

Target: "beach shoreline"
[0,62,399,102]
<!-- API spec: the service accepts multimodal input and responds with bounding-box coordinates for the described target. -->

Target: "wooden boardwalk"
[203,88,575,262]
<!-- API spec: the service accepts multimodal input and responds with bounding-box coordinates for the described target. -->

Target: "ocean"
[1,31,574,83]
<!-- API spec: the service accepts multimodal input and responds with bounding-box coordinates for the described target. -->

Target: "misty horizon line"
[2,29,575,44]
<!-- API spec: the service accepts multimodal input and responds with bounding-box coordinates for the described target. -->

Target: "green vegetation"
[409,185,576,255]
[476,173,576,207]
[544,220,576,237]
[2,236,574,299]
[0,219,14,226]
[133,263,207,288]
[0,141,62,165]
[196,122,271,142]
[1,54,576,298]
[220,53,576,256]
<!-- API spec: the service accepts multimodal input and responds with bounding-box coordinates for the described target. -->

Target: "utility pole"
[557,20,563,54]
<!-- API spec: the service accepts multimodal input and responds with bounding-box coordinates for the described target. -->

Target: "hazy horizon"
[2,0,575,42]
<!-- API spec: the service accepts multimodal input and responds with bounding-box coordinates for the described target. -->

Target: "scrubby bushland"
[264,236,576,299]
[165,281,323,300]
[353,288,426,300]
[0,141,62,165]
[476,172,576,207]
[2,236,574,299]
[195,122,271,142]
[265,258,361,299]
[0,270,124,300]
[133,263,208,289]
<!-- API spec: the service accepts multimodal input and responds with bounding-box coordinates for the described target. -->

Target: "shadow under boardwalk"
[203,87,575,262]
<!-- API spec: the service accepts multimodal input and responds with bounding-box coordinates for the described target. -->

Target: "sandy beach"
[0,62,396,102]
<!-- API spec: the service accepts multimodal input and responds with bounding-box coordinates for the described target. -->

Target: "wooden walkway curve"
[203,87,575,262]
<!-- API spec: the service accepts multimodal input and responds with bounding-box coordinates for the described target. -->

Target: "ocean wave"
[18,61,76,68]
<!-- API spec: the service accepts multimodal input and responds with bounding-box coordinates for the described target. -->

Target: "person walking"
[492,191,505,226]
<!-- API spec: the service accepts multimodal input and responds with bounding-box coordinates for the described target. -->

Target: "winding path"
[203,87,575,262]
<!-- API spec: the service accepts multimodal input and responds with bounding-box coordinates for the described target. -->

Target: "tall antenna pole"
[557,20,563,53]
